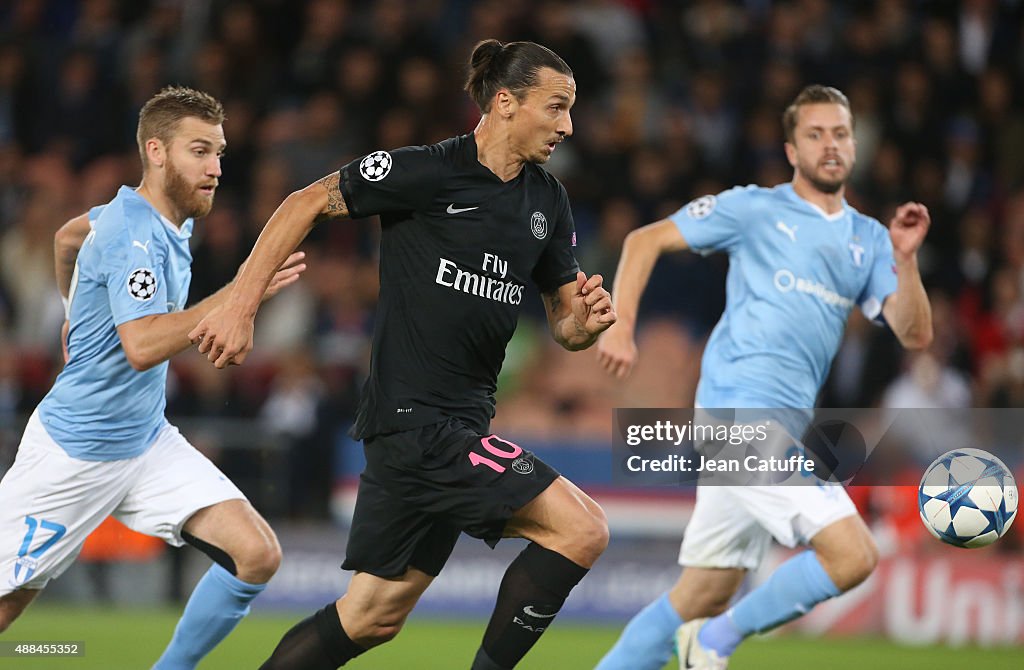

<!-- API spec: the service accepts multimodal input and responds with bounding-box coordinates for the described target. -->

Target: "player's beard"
[798,159,848,195]
[165,158,215,219]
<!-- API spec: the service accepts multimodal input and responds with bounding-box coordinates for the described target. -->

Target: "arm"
[117,251,306,371]
[55,213,91,304]
[541,271,617,351]
[881,202,933,351]
[596,219,689,378]
[190,172,349,367]
[55,212,92,361]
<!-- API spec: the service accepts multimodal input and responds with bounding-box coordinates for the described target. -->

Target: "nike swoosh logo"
[683,633,696,669]
[447,204,479,214]
[522,605,558,619]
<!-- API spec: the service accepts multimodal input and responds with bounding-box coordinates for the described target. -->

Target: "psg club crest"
[530,211,548,239]
[127,268,157,301]
[512,456,534,475]
[359,150,392,182]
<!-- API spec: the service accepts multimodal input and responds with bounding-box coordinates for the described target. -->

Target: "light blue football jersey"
[38,186,194,460]
[670,183,897,410]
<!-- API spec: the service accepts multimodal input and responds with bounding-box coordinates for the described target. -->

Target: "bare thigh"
[503,476,609,568]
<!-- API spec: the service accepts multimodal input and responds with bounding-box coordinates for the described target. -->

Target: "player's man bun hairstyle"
[137,85,225,171]
[782,84,853,143]
[464,39,573,113]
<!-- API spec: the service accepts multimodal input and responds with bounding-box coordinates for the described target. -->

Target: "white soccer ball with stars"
[918,448,1017,548]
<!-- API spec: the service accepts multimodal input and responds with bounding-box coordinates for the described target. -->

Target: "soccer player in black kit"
[190,40,617,669]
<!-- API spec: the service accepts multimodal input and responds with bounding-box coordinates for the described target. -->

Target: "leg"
[151,500,281,670]
[260,568,435,669]
[598,485,754,670]
[470,477,609,670]
[180,499,282,583]
[809,514,878,591]
[260,425,462,669]
[0,589,40,633]
[697,492,874,660]
[0,411,132,633]
[595,567,745,670]
[668,567,748,622]
[116,424,280,670]
[503,476,609,568]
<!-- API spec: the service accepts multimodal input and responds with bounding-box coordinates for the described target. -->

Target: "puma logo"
[776,221,798,242]
[133,240,151,254]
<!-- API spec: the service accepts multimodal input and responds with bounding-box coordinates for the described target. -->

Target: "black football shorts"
[342,416,560,578]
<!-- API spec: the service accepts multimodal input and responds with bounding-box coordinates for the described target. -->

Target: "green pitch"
[5,605,1021,669]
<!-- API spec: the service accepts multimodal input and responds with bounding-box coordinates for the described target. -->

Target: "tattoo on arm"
[544,290,561,314]
[317,172,349,218]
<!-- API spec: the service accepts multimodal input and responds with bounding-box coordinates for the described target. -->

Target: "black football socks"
[259,602,365,669]
[471,542,590,669]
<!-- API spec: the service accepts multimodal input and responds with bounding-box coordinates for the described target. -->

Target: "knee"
[571,507,610,566]
[826,536,879,592]
[348,616,406,649]
[847,537,879,589]
[236,533,283,584]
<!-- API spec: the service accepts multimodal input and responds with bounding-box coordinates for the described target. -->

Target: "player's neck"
[136,180,185,229]
[473,118,525,183]
[791,177,845,215]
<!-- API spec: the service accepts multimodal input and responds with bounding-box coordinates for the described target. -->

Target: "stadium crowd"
[1,0,1023,532]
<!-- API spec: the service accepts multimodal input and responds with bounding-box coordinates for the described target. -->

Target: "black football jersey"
[340,134,579,439]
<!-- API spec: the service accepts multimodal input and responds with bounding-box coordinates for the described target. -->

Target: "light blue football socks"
[595,592,683,670]
[152,564,267,670]
[698,550,839,657]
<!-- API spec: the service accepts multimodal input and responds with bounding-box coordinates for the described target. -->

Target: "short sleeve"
[532,183,580,292]
[669,186,754,255]
[339,145,442,218]
[105,239,168,326]
[858,223,898,322]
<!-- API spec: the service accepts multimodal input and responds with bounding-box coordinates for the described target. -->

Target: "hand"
[571,271,617,337]
[889,202,930,260]
[189,304,254,369]
[596,324,638,379]
[192,252,307,368]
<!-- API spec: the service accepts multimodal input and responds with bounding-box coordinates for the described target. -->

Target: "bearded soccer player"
[190,41,616,669]
[0,86,305,670]
[596,85,932,669]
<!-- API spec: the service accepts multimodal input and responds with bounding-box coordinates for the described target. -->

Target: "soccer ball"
[918,448,1017,548]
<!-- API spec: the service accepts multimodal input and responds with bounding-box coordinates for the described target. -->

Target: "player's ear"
[494,89,516,119]
[145,137,166,169]
[783,141,797,168]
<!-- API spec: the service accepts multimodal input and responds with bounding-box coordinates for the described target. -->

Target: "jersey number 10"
[468,435,524,473]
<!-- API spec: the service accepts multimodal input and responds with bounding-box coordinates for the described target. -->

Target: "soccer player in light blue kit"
[0,87,305,670]
[595,85,933,669]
